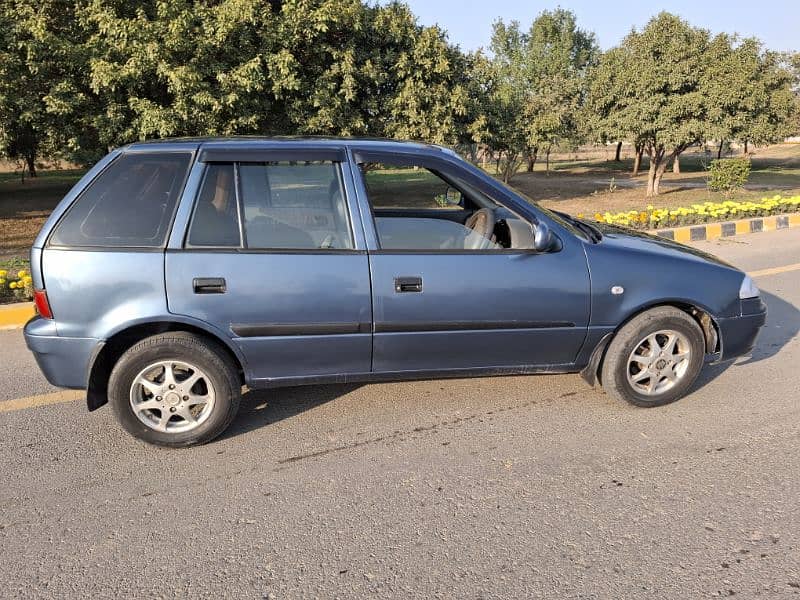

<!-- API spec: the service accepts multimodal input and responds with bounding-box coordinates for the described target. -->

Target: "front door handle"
[394,276,423,293]
[193,277,226,294]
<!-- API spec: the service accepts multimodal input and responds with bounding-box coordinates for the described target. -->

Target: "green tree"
[79,0,470,147]
[705,35,796,157]
[0,0,90,175]
[483,10,596,182]
[80,0,281,147]
[521,8,597,172]
[587,13,711,196]
[480,21,527,182]
[287,1,470,143]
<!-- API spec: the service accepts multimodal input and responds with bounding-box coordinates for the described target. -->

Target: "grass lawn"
[511,143,800,216]
[0,168,84,259]
[2,144,799,260]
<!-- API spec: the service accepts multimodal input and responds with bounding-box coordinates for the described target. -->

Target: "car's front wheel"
[601,306,705,407]
[108,332,241,447]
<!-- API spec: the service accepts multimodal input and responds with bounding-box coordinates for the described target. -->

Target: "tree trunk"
[653,161,669,196]
[633,144,643,176]
[649,150,678,196]
[645,147,668,197]
[526,148,538,172]
[614,141,622,162]
[672,153,680,174]
[503,160,514,184]
[545,147,551,173]
[717,140,724,160]
[744,140,749,154]
[26,153,37,178]
[646,159,657,196]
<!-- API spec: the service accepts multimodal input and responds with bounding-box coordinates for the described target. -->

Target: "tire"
[108,332,241,447]
[600,306,705,408]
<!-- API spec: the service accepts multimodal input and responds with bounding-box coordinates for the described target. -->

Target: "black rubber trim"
[374,320,575,333]
[172,247,366,255]
[199,148,346,163]
[231,322,371,337]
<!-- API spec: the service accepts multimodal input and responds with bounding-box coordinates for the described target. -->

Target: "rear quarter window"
[49,152,192,248]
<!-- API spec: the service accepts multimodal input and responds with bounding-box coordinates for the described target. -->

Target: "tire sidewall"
[109,335,239,447]
[607,312,705,407]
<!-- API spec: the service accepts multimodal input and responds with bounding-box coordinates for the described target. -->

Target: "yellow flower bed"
[0,265,34,302]
[585,195,800,230]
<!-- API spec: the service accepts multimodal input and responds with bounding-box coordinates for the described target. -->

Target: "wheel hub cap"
[129,360,216,434]
[626,329,692,396]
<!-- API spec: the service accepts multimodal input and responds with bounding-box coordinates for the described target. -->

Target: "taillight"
[34,289,53,319]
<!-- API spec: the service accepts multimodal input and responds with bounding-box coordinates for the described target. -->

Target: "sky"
[394,1,799,53]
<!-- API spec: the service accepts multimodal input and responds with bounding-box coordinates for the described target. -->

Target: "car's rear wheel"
[601,306,705,407]
[108,332,241,447]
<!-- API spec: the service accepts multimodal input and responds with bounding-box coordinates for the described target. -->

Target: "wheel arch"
[86,319,247,411]
[581,300,720,387]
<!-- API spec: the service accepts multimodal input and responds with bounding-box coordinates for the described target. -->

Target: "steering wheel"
[464,208,496,249]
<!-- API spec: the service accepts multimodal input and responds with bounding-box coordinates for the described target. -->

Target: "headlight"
[739,275,760,299]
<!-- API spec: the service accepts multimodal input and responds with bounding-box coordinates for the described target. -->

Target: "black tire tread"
[601,306,705,408]
[108,332,241,447]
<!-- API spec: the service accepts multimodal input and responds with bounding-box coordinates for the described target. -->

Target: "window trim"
[199,147,346,163]
[183,159,359,253]
[46,150,194,251]
[183,162,243,250]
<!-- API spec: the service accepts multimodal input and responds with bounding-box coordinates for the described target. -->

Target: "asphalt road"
[1,229,799,598]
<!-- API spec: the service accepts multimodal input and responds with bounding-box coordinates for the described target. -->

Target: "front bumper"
[717,297,767,360]
[23,317,98,389]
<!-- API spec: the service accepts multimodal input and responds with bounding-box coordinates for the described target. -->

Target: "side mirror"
[444,186,462,205]
[532,221,558,252]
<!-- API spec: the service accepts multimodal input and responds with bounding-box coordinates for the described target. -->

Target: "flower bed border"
[650,212,800,243]
[0,302,35,330]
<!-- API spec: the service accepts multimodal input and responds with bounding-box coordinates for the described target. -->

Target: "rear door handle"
[193,277,226,294]
[394,276,423,293]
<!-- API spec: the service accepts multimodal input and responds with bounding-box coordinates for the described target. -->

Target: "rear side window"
[187,160,354,250]
[49,152,191,248]
[186,163,241,247]
[239,162,353,250]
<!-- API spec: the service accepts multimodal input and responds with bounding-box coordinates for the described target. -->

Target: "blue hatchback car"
[24,138,766,446]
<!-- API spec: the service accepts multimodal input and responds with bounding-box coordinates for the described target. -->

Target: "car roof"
[122,136,453,156]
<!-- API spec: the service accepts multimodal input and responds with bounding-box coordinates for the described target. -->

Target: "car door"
[351,148,591,373]
[166,145,372,385]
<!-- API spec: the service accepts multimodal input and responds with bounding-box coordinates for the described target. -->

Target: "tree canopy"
[586,12,797,195]
[0,1,797,194]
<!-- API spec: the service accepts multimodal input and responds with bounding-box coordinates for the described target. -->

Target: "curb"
[651,213,800,243]
[0,302,34,330]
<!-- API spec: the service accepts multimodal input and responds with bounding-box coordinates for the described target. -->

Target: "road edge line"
[0,390,84,413]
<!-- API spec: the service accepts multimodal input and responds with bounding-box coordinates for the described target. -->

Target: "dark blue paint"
[23,137,767,401]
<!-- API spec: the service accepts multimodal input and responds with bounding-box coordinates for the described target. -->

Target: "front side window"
[50,152,191,248]
[362,164,464,210]
[360,161,534,251]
